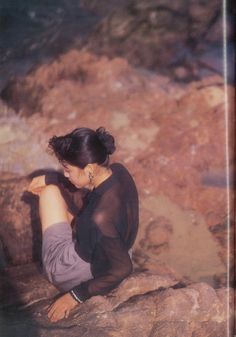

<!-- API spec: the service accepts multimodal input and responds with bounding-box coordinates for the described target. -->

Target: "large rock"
[0,116,57,175]
[0,0,233,92]
[83,0,225,78]
[0,1,99,92]
[0,175,41,265]
[1,51,145,117]
[0,263,57,308]
[0,51,233,286]
[0,99,57,175]
[0,268,233,337]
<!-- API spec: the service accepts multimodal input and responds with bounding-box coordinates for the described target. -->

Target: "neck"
[92,166,112,189]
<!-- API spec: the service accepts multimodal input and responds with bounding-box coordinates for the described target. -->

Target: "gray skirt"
[42,222,93,292]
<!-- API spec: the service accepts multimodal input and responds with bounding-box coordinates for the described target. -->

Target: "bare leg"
[39,185,74,233]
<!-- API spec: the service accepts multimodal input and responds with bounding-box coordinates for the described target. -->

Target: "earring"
[88,172,94,184]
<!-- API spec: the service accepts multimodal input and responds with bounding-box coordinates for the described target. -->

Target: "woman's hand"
[27,175,46,196]
[46,293,79,322]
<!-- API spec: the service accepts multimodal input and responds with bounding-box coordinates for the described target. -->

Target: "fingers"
[45,293,78,322]
[28,187,44,197]
[46,299,69,322]
[27,175,46,195]
[47,302,57,321]
[47,304,69,322]
[28,180,40,193]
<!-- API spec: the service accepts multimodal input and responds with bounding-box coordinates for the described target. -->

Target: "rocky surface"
[0,0,98,91]
[0,263,57,308]
[81,0,234,81]
[0,50,234,288]
[0,266,234,337]
[0,0,234,90]
[0,110,57,175]
[0,7,234,335]
[0,175,41,265]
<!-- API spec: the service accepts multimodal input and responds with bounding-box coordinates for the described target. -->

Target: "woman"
[28,127,139,322]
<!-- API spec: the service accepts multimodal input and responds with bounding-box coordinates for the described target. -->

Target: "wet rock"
[188,0,221,40]
[0,1,99,92]
[174,66,190,80]
[0,98,16,117]
[0,0,232,90]
[84,0,223,79]
[79,0,127,17]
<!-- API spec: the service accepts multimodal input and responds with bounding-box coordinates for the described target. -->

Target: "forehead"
[61,162,78,170]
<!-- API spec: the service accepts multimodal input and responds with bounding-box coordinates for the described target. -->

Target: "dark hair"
[48,127,116,168]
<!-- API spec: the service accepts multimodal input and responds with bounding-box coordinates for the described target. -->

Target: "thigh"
[42,222,92,291]
[39,185,71,233]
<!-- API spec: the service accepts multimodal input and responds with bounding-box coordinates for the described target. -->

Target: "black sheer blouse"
[45,163,139,302]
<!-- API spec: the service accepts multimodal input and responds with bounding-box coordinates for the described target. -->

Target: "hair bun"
[96,127,116,155]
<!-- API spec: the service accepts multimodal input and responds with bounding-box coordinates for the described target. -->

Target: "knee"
[40,185,61,201]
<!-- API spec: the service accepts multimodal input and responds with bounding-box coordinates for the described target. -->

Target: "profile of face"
[62,162,90,189]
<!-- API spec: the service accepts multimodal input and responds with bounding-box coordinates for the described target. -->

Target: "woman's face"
[62,162,90,189]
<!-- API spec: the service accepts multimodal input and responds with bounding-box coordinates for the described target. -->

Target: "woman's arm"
[45,171,88,216]
[45,235,132,322]
[70,235,132,302]
[28,171,89,216]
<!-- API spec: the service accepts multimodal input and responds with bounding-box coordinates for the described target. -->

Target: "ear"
[84,164,95,176]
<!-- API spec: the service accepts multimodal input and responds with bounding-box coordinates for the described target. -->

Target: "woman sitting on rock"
[27,127,139,322]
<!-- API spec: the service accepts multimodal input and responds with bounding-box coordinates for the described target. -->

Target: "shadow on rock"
[0,267,40,337]
[21,190,42,264]
[0,261,58,337]
[0,168,64,267]
[21,168,59,265]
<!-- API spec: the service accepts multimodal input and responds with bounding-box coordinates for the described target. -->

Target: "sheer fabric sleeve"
[70,194,133,301]
[45,171,89,216]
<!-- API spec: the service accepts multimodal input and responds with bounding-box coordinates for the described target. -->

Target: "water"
[0,1,99,91]
[0,1,234,93]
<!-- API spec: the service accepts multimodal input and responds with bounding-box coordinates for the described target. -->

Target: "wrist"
[70,290,83,304]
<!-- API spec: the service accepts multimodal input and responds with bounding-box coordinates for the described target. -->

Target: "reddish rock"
[0,5,233,336]
[0,176,41,265]
[0,50,232,285]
